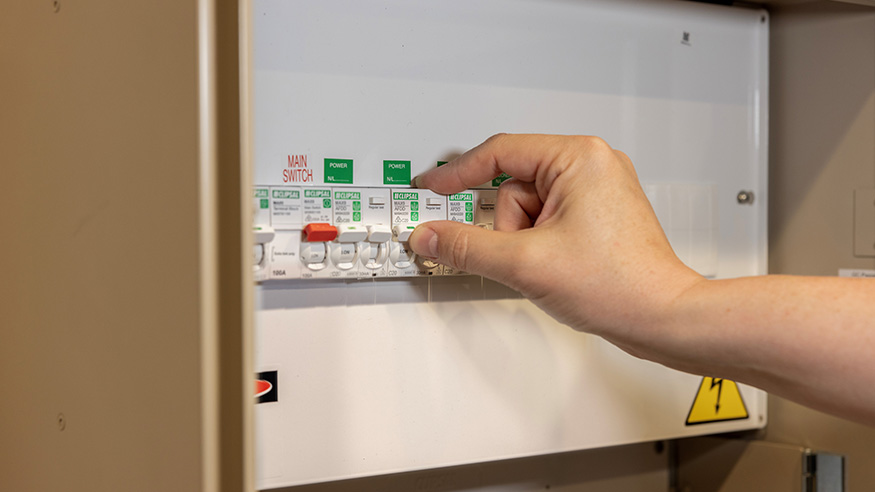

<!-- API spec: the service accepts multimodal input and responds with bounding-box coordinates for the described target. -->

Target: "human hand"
[409,134,703,342]
[408,134,875,425]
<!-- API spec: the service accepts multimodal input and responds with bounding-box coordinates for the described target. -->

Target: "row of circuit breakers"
[253,186,497,281]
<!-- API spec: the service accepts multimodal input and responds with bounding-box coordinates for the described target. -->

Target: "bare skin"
[408,133,875,426]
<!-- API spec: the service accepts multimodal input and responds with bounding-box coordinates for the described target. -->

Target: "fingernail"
[410,226,439,259]
[411,176,422,188]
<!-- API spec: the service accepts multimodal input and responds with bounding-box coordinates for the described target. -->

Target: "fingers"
[494,178,543,231]
[414,133,582,194]
[408,220,522,285]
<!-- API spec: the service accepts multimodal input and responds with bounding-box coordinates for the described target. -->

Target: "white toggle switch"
[337,243,356,262]
[426,198,442,206]
[421,258,439,269]
[389,241,415,268]
[329,242,358,270]
[480,198,496,207]
[360,242,387,270]
[369,196,386,206]
[253,244,265,266]
[366,224,392,243]
[396,245,413,263]
[300,242,327,265]
[336,224,368,243]
[253,226,275,244]
[393,224,417,242]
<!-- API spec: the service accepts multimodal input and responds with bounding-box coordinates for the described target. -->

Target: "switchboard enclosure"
[250,0,769,488]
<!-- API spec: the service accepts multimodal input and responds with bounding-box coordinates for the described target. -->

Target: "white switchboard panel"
[251,0,769,488]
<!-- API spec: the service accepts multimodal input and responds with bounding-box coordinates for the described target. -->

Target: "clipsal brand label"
[334,191,361,200]
[393,192,418,201]
[269,186,303,227]
[304,189,331,198]
[333,189,363,223]
[273,189,300,199]
[303,188,332,222]
[392,190,421,223]
[448,193,474,223]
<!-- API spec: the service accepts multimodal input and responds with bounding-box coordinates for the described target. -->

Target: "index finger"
[414,133,584,195]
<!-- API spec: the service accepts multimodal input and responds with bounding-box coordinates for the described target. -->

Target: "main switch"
[304,223,338,242]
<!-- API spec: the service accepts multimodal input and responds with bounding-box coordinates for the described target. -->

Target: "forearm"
[620,275,875,424]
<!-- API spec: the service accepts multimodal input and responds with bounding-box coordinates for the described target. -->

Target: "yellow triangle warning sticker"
[685,377,749,425]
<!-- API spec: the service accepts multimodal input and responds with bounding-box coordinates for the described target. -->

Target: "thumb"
[408,221,517,283]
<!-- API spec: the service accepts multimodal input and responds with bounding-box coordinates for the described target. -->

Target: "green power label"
[383,160,411,185]
[334,191,361,200]
[324,158,353,184]
[492,173,512,187]
[393,192,418,201]
[304,189,331,198]
[272,189,300,199]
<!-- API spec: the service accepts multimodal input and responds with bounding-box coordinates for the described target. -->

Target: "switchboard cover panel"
[251,0,769,488]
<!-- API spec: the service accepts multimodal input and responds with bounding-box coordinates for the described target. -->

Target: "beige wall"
[0,1,250,491]
[0,1,205,490]
[766,0,875,487]
[769,1,875,275]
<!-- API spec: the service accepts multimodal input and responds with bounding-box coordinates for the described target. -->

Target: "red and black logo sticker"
[255,371,278,404]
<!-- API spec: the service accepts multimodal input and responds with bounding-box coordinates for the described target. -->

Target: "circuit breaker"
[253,187,496,281]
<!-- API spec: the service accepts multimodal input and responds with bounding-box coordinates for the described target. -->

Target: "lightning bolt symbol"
[711,378,724,413]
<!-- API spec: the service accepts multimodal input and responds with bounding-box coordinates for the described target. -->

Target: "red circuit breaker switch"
[303,223,338,242]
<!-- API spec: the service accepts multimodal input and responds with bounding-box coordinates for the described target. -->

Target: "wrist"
[604,262,706,355]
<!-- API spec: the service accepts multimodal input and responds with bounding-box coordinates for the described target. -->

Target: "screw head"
[737,190,754,205]
[57,413,66,431]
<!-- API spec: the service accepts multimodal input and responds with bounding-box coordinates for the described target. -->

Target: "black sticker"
[255,370,278,404]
